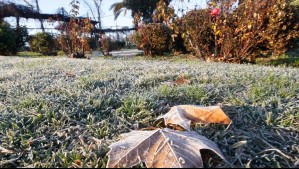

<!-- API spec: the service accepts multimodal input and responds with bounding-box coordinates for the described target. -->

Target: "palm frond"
[123,9,128,17]
[114,8,126,20]
[110,2,123,14]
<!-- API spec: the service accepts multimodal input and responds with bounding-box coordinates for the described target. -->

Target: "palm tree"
[110,0,171,27]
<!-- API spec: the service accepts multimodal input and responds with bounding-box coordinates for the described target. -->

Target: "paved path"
[91,49,143,58]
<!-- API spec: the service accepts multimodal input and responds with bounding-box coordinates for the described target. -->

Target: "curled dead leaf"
[156,105,231,131]
[107,128,226,168]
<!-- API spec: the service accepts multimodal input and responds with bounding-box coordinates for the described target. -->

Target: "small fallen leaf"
[66,72,76,77]
[107,128,226,168]
[161,77,191,86]
[157,105,231,131]
[74,159,81,165]
[175,77,191,85]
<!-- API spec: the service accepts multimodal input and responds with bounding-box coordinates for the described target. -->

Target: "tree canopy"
[110,0,171,24]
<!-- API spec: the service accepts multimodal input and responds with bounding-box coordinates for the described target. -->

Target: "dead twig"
[0,146,14,154]
[255,136,293,160]
[0,152,24,167]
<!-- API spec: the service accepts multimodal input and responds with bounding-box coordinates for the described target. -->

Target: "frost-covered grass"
[0,56,298,168]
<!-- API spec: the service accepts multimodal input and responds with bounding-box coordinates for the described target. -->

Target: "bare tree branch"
[21,0,44,32]
[93,0,102,29]
[83,0,102,29]
[21,0,34,9]
[34,0,44,32]
[83,0,97,21]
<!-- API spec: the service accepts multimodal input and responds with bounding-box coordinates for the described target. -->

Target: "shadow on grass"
[265,44,299,67]
[267,55,299,67]
[256,48,299,68]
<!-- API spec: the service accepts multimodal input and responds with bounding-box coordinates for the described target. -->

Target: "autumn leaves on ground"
[0,56,298,168]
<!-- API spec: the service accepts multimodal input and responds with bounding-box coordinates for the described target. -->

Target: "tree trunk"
[16,16,20,29]
[35,0,45,32]
[93,0,102,29]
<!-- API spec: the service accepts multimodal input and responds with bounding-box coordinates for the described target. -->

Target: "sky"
[4,0,206,34]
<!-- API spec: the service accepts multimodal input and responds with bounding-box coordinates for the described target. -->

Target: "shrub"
[15,26,29,51]
[258,0,299,56]
[55,1,94,58]
[169,33,188,55]
[129,32,142,50]
[0,20,29,55]
[111,41,126,51]
[98,35,126,55]
[88,37,98,50]
[152,0,187,54]
[98,35,112,56]
[213,0,299,62]
[168,0,299,63]
[131,23,171,56]
[28,32,56,55]
[56,18,93,58]
[173,9,214,59]
[0,21,17,55]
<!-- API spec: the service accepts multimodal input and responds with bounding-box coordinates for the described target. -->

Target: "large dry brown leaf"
[107,128,226,168]
[157,105,231,131]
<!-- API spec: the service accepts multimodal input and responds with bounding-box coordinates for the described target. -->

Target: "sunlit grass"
[17,51,65,58]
